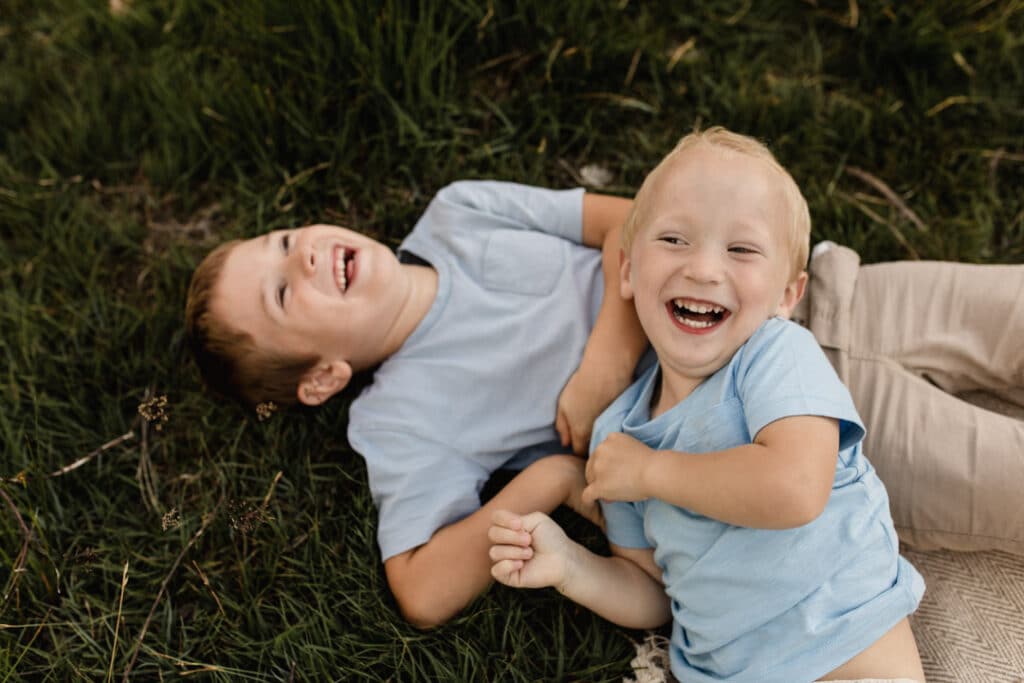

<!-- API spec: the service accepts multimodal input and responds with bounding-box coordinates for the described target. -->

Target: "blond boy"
[489,128,926,682]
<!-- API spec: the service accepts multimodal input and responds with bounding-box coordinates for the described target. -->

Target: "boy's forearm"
[642,439,835,529]
[583,225,647,375]
[581,193,647,382]
[556,543,670,629]
[384,455,584,628]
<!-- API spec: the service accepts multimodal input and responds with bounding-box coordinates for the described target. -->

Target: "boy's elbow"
[788,498,827,528]
[392,585,454,630]
[778,482,831,528]
[625,607,673,631]
[386,557,463,629]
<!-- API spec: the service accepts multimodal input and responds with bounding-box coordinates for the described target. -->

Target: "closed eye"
[277,283,287,308]
[729,245,760,254]
[281,233,290,252]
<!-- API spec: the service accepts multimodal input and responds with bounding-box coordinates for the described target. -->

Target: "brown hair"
[184,240,319,407]
[622,126,810,280]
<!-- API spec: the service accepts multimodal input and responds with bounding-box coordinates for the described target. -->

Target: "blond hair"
[622,126,810,280]
[184,240,319,407]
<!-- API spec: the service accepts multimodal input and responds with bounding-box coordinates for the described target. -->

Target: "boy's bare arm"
[489,510,670,629]
[556,194,647,454]
[558,540,669,629]
[383,454,594,629]
[584,416,839,529]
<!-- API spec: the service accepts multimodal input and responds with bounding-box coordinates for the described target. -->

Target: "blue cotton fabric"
[597,318,925,683]
[348,181,603,561]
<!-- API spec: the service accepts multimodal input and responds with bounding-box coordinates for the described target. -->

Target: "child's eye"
[729,245,760,255]
[281,234,290,252]
[660,236,683,245]
[277,283,287,308]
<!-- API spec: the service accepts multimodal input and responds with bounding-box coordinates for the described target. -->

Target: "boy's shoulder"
[748,315,814,346]
[726,317,834,394]
[427,179,551,215]
[732,317,820,370]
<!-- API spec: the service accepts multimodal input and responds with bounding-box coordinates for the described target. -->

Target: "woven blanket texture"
[624,549,1024,683]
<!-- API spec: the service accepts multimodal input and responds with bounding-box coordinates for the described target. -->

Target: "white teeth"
[673,314,715,329]
[334,250,347,292]
[672,298,724,314]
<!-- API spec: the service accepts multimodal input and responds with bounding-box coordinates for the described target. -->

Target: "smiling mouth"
[669,298,730,330]
[333,247,356,293]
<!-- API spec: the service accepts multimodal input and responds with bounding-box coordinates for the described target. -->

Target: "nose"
[682,246,722,284]
[290,240,317,277]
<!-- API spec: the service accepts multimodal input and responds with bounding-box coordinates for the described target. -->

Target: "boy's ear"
[297,360,353,406]
[618,248,635,300]
[776,271,808,319]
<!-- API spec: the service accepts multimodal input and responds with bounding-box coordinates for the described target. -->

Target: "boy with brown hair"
[185,181,647,627]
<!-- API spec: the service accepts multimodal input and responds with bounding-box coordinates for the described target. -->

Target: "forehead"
[647,145,785,219]
[211,235,274,338]
[218,234,270,290]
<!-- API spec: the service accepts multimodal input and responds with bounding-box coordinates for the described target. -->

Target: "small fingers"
[489,542,534,563]
[490,559,525,586]
[488,524,531,547]
[581,484,599,507]
[491,509,524,531]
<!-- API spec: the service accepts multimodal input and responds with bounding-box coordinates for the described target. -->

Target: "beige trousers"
[795,245,1024,555]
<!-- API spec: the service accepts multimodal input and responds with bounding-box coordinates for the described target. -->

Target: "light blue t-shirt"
[597,318,925,683]
[348,180,604,561]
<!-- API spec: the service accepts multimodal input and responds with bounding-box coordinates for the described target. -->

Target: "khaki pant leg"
[850,260,1024,405]
[841,258,1024,554]
[844,351,1024,555]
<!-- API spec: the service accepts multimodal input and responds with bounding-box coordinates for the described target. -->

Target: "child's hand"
[488,510,574,590]
[582,432,654,505]
[556,362,630,456]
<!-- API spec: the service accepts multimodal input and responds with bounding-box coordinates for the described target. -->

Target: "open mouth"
[668,298,730,331]
[333,246,356,293]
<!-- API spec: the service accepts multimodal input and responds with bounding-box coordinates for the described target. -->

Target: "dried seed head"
[138,395,169,431]
[255,401,277,421]
[162,507,181,531]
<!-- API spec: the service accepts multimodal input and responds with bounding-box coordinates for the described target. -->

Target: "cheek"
[740,268,787,309]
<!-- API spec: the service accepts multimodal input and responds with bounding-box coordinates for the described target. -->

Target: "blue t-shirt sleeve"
[601,500,651,549]
[735,319,865,450]
[347,425,490,562]
[429,180,586,243]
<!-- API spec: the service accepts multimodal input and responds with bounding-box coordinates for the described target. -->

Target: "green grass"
[1,1,1022,680]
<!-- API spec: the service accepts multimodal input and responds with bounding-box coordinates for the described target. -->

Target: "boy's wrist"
[640,449,668,501]
[554,537,583,597]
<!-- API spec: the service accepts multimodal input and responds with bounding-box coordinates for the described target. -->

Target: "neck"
[371,262,438,366]
[651,366,704,418]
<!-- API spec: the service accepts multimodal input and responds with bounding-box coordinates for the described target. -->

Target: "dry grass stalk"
[846,166,929,233]
[836,190,920,259]
[121,508,219,683]
[106,561,129,683]
[0,486,32,602]
[190,560,225,617]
